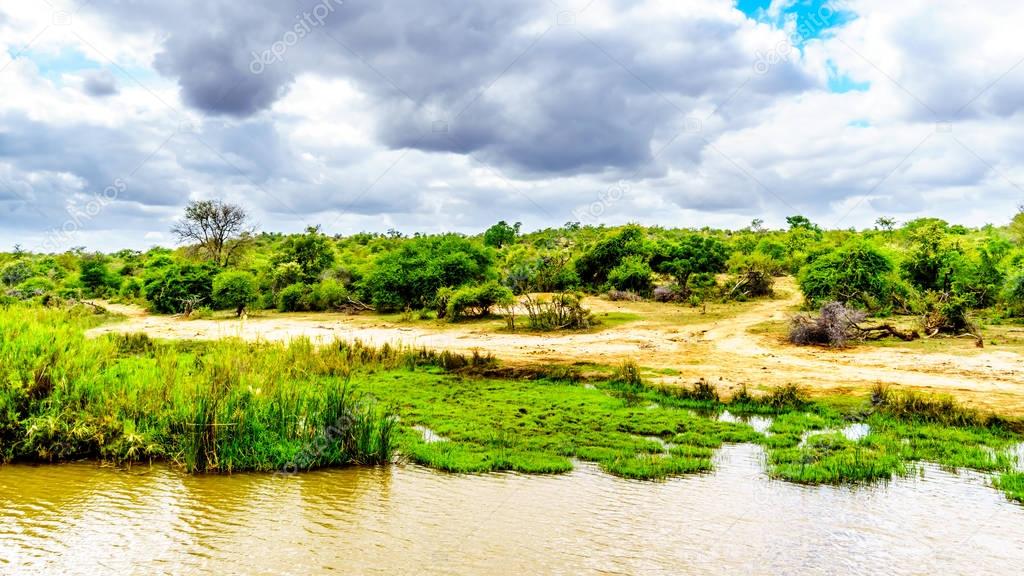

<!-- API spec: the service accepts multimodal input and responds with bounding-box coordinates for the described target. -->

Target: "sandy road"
[87,283,1024,415]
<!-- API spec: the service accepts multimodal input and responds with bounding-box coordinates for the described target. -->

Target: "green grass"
[1,304,403,472]
[5,302,1024,501]
[768,433,909,484]
[995,472,1024,503]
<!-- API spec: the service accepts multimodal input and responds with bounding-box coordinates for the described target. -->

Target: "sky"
[0,0,1022,251]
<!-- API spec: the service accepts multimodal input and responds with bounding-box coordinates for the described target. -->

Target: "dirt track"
[87,282,1024,415]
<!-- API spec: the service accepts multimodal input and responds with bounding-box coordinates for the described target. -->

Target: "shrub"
[607,289,643,302]
[13,277,56,299]
[309,279,349,311]
[650,234,729,286]
[1001,270,1024,317]
[142,262,216,314]
[607,255,653,295]
[362,235,494,312]
[79,254,121,297]
[272,262,304,291]
[272,226,336,283]
[722,253,777,301]
[653,285,681,302]
[212,270,259,316]
[575,225,648,288]
[921,291,979,338]
[277,283,309,312]
[445,281,514,321]
[0,261,33,287]
[798,240,897,311]
[520,292,594,331]
[118,277,143,299]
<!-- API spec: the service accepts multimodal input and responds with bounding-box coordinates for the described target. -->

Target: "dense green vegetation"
[4,206,1024,337]
[0,304,396,473]
[2,304,1022,504]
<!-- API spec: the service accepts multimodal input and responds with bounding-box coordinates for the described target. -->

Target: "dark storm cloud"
[0,114,187,214]
[82,69,119,97]
[81,0,814,176]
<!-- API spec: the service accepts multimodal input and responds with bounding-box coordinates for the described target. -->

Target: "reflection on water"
[718,410,773,434]
[2,445,1023,575]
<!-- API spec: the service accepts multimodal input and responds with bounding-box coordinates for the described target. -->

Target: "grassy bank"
[0,304,398,472]
[2,304,1023,504]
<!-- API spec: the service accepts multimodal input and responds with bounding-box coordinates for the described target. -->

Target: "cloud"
[0,0,1022,252]
[82,69,119,97]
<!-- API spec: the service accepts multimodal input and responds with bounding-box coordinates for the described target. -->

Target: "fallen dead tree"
[921,291,983,347]
[789,301,919,348]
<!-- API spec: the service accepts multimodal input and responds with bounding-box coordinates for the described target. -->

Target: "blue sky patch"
[16,47,102,82]
[737,0,855,44]
[827,61,870,93]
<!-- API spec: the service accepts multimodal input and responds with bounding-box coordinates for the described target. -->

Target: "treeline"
[3,202,1024,325]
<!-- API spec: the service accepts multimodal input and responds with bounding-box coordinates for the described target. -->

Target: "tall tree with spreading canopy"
[171,200,254,267]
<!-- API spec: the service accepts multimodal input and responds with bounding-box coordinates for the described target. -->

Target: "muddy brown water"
[2,445,1023,576]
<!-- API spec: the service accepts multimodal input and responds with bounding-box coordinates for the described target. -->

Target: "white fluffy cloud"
[0,0,1021,251]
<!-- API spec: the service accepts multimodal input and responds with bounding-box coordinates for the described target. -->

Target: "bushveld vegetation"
[3,206,1024,503]
[4,204,1024,342]
[2,303,1023,503]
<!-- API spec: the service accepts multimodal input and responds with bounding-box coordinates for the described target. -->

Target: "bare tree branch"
[171,200,255,266]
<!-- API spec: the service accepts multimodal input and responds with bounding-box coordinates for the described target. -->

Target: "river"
[2,444,1022,575]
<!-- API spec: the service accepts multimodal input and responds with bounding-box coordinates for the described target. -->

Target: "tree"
[0,261,33,287]
[875,217,897,233]
[575,225,648,288]
[1010,205,1024,246]
[274,226,336,282]
[171,200,254,267]
[483,221,521,248]
[212,270,259,316]
[79,253,120,297]
[786,215,822,233]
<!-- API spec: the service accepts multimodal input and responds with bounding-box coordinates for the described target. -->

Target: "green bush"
[79,254,121,297]
[608,255,653,295]
[118,277,143,299]
[212,270,259,316]
[14,277,56,298]
[650,234,729,286]
[798,240,898,311]
[446,281,514,321]
[271,226,336,283]
[310,279,349,311]
[277,283,310,312]
[142,262,216,314]
[1004,271,1024,316]
[575,225,648,288]
[361,234,494,312]
[0,261,33,287]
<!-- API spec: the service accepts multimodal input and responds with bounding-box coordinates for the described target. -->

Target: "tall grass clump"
[0,304,398,472]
